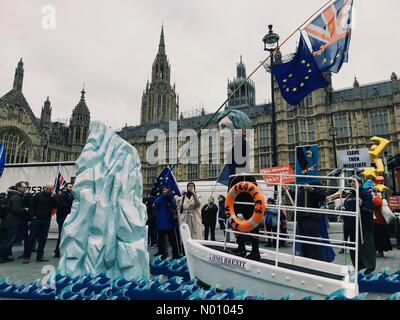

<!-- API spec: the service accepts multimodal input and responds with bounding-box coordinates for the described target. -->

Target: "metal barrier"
[180,173,361,286]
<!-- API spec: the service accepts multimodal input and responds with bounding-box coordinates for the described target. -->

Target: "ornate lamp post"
[263,25,280,168]
[329,116,338,168]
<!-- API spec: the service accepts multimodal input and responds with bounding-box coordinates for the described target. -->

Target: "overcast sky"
[0,0,399,129]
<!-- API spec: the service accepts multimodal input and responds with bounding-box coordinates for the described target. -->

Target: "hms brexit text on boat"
[208,252,250,271]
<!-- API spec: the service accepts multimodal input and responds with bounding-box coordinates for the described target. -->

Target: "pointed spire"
[237,55,246,78]
[44,96,51,110]
[80,83,86,101]
[73,86,90,115]
[158,24,165,54]
[40,96,52,129]
[13,58,24,91]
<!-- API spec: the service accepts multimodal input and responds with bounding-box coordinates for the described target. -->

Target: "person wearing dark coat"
[344,177,376,274]
[228,175,261,261]
[372,194,392,257]
[0,182,29,263]
[153,186,180,260]
[15,182,33,259]
[144,196,157,247]
[23,183,58,263]
[217,195,226,233]
[294,180,327,261]
[54,183,74,258]
[201,197,219,241]
[217,109,259,259]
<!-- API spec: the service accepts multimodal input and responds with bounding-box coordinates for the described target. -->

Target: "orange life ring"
[224,181,265,232]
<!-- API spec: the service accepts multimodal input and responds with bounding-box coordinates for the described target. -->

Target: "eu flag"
[272,34,329,106]
[216,162,233,186]
[150,167,182,197]
[304,0,353,73]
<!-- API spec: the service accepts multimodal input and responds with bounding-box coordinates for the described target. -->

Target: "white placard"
[337,148,371,169]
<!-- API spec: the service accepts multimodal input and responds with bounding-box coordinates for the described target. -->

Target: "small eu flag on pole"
[272,34,329,106]
[0,144,6,178]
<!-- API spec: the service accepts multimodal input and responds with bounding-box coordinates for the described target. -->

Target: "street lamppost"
[263,24,280,168]
[329,116,338,168]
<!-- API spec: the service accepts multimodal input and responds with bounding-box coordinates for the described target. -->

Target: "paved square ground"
[1,228,399,300]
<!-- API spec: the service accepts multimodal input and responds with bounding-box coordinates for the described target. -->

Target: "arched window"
[47,148,52,162]
[16,141,29,163]
[75,127,81,143]
[0,131,31,164]
[83,128,88,141]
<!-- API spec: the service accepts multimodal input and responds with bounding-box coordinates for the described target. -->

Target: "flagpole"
[56,164,61,194]
[167,0,333,176]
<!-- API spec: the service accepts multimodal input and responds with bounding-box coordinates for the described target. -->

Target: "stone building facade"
[120,27,400,195]
[2,27,399,197]
[0,59,90,164]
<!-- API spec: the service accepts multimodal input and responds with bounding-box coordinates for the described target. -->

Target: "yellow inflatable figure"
[374,176,389,193]
[362,136,390,191]
[372,157,385,174]
[368,136,390,158]
[362,167,377,180]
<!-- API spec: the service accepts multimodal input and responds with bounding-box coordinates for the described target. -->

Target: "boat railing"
[196,173,360,286]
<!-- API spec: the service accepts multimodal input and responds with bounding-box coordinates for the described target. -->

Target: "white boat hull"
[180,224,358,300]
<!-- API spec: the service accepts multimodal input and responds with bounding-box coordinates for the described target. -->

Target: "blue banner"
[295,145,319,184]
[0,144,6,178]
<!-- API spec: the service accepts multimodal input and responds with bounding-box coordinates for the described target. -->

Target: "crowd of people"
[0,181,74,264]
[2,174,398,275]
[146,182,228,260]
[146,175,399,274]
[290,176,392,273]
[146,179,287,262]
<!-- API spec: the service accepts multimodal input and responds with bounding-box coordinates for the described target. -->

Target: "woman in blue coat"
[153,186,180,260]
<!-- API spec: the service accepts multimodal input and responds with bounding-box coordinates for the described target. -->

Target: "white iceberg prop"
[58,121,149,280]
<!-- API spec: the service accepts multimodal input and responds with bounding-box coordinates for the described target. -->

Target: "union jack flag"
[52,170,66,215]
[304,0,353,73]
[55,171,66,194]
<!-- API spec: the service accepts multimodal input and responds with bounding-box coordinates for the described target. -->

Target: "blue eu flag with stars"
[272,34,329,106]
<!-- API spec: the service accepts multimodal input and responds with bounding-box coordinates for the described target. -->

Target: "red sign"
[261,165,295,186]
[388,196,400,210]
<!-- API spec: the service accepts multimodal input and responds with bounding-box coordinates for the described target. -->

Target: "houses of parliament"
[1,26,400,194]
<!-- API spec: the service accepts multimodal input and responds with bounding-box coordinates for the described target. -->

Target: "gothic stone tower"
[140,26,179,125]
[227,56,256,109]
[68,89,90,149]
[40,97,52,140]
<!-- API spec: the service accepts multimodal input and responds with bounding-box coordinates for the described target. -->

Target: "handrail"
[226,228,357,251]
[181,172,361,286]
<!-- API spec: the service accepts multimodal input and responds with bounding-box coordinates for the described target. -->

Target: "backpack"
[0,193,10,219]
